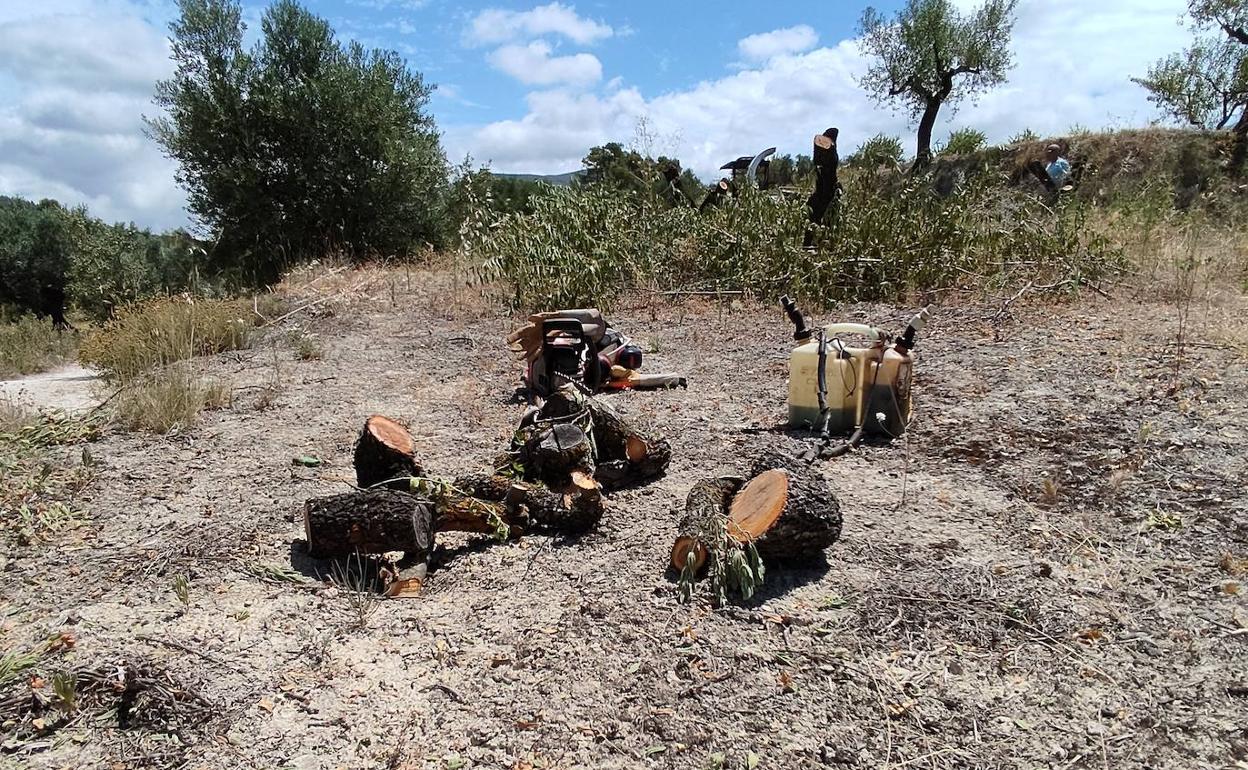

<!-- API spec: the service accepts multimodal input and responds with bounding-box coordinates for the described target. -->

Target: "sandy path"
[0,362,102,412]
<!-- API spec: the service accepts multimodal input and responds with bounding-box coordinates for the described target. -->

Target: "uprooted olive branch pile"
[459,167,1122,310]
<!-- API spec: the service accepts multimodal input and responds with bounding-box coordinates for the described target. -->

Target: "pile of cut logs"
[302,390,674,595]
[301,392,844,601]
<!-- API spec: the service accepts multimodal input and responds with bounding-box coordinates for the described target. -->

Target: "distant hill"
[494,170,583,186]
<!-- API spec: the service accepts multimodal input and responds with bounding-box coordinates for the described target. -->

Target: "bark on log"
[519,423,594,486]
[670,457,842,571]
[543,387,671,491]
[454,471,603,535]
[304,488,434,558]
[355,415,423,489]
[671,476,744,572]
[748,454,842,565]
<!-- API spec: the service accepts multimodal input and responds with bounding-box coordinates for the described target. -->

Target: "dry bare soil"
[3,266,1246,770]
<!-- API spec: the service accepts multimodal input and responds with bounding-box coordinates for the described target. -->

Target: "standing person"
[1027,143,1072,192]
[804,127,843,249]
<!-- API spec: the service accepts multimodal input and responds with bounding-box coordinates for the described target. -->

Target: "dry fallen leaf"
[258,696,275,713]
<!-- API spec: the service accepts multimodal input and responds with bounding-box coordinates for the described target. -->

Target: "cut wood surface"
[354,415,423,489]
[671,475,744,572]
[304,488,434,559]
[727,469,789,542]
[671,456,842,573]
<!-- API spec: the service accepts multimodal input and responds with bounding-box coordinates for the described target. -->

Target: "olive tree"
[1135,0,1248,170]
[148,0,448,283]
[858,0,1018,168]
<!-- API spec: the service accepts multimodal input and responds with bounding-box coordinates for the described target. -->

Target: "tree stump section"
[454,471,603,535]
[519,423,594,486]
[671,476,744,573]
[304,488,434,559]
[671,457,842,573]
[355,415,423,489]
[543,387,671,491]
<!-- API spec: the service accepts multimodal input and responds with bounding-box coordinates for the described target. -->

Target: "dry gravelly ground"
[2,268,1246,770]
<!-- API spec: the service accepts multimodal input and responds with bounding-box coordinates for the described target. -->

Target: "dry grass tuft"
[114,364,232,434]
[80,296,255,382]
[0,315,78,378]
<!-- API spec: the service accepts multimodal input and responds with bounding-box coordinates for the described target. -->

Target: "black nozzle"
[780,295,812,341]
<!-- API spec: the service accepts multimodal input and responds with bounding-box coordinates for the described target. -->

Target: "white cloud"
[468,3,613,47]
[738,25,819,62]
[487,41,602,87]
[449,0,1190,180]
[0,7,187,229]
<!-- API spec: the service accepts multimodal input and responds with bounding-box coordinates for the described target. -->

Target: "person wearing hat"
[1027,144,1072,192]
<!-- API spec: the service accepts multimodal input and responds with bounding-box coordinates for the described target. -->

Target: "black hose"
[815,330,830,438]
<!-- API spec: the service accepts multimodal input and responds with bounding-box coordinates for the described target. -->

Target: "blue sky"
[0,0,1191,231]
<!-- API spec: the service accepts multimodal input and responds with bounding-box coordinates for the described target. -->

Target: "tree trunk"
[304,488,435,558]
[914,98,943,170]
[1231,109,1248,175]
[671,476,745,572]
[671,456,842,572]
[453,471,603,535]
[354,415,423,489]
[518,423,594,486]
[543,387,672,491]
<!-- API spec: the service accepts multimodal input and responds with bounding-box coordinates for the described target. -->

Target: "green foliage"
[0,197,72,322]
[0,315,77,378]
[465,166,1122,311]
[1,194,212,322]
[1008,128,1039,144]
[579,143,701,204]
[149,0,448,283]
[845,134,906,168]
[858,0,1018,162]
[65,213,208,321]
[941,127,989,155]
[1133,36,1246,130]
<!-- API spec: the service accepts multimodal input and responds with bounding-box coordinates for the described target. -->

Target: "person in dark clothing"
[804,127,843,249]
[658,163,694,208]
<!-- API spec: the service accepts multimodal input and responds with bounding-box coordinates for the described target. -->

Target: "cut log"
[519,423,594,486]
[747,454,842,565]
[304,488,434,559]
[355,415,423,490]
[671,476,744,572]
[454,471,603,535]
[543,386,671,491]
[671,458,842,572]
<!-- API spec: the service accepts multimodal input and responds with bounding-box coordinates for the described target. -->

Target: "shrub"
[941,128,988,156]
[846,134,906,168]
[0,316,78,378]
[466,167,1122,311]
[79,296,255,382]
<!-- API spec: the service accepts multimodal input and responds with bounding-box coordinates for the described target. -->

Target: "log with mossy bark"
[670,455,841,573]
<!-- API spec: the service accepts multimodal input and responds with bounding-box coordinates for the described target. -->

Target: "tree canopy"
[858,0,1017,166]
[1135,0,1248,169]
[148,0,448,283]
